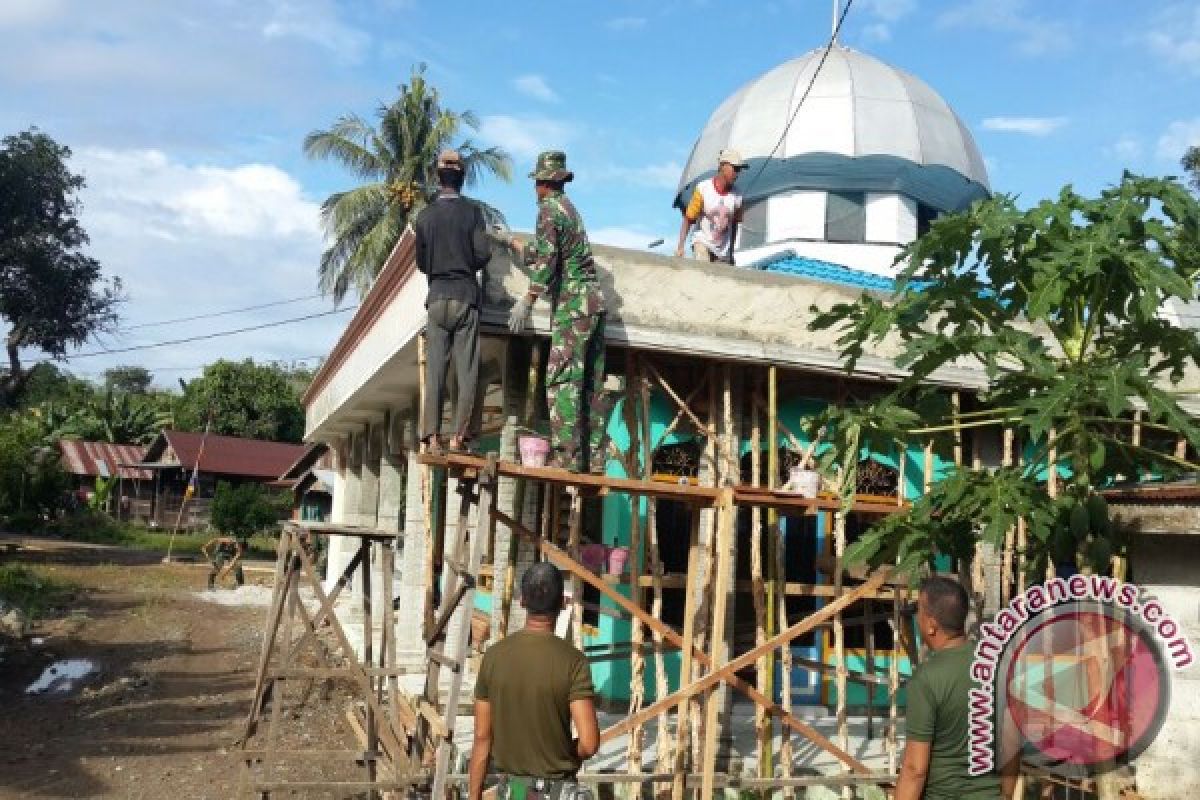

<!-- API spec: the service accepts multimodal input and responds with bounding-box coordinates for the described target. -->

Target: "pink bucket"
[581,543,608,574]
[607,546,631,577]
[518,435,550,467]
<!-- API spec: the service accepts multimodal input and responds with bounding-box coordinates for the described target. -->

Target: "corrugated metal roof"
[58,440,151,480]
[142,430,307,480]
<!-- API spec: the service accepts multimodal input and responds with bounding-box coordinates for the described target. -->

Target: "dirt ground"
[0,534,355,799]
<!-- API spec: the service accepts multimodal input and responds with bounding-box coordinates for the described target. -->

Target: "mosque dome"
[675,45,990,215]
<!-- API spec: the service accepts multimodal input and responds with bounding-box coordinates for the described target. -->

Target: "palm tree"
[304,64,512,303]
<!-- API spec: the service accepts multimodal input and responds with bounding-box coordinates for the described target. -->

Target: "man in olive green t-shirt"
[896,576,1016,800]
[469,563,599,800]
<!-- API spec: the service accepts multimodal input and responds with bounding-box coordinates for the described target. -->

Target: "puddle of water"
[25,658,96,695]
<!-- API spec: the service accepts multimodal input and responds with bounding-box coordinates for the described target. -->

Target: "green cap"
[529,150,574,182]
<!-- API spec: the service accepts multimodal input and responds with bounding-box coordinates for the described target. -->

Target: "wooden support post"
[361,541,377,789]
[701,488,736,800]
[833,510,850,793]
[671,508,703,800]
[887,587,901,774]
[769,366,794,792]
[690,364,719,767]
[623,354,646,777]
[750,370,769,782]
[567,488,584,649]
[952,391,963,468]
[640,365,671,790]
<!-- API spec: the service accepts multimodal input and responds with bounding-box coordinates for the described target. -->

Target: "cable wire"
[740,0,856,194]
[63,307,357,359]
[118,294,325,331]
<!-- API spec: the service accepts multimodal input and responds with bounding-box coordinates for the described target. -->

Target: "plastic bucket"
[607,546,631,577]
[518,435,550,467]
[788,467,821,498]
[581,543,608,574]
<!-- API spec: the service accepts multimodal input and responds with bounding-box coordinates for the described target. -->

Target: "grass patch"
[0,563,74,619]
[50,511,278,559]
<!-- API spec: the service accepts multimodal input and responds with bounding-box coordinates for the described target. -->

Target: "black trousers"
[422,297,480,442]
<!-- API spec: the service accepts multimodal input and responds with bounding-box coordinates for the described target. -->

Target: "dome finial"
[831,0,840,43]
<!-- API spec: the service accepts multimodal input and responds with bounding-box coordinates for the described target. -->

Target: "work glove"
[507,295,532,333]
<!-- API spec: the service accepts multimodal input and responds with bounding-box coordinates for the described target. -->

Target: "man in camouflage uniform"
[508,151,612,473]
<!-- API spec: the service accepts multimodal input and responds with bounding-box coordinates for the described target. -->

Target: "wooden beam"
[419,452,719,504]
[604,567,891,773]
[701,488,736,799]
[490,508,875,774]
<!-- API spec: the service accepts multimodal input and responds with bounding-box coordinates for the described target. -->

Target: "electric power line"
[63,307,357,360]
[741,0,856,194]
[117,294,325,331]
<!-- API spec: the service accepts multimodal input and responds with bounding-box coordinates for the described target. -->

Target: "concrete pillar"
[396,403,429,667]
[325,436,357,596]
[360,420,382,529]
[378,411,407,533]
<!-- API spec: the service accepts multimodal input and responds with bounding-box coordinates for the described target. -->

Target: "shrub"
[210,482,288,541]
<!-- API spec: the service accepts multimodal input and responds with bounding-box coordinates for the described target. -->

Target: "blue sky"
[3,0,1198,384]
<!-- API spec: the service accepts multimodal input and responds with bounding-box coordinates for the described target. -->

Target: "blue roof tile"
[749,250,897,292]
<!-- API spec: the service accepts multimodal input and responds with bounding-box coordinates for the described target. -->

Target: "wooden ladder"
[417,453,500,800]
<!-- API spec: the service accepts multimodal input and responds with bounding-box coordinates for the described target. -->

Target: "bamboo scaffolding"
[690,365,719,767]
[623,354,647,777]
[670,506,703,800]
[640,365,671,792]
[567,488,584,650]
[750,372,769,781]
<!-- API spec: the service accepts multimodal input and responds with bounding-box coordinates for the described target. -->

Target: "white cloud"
[981,116,1068,136]
[262,0,371,64]
[1156,118,1200,161]
[1143,4,1200,75]
[1104,135,1144,162]
[65,148,346,376]
[478,115,578,160]
[513,74,559,103]
[590,226,663,251]
[862,23,892,43]
[598,161,684,190]
[0,0,65,28]
[857,0,916,41]
[605,16,647,32]
[937,0,1070,56]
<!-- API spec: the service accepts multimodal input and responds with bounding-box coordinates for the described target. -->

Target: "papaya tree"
[809,173,1200,579]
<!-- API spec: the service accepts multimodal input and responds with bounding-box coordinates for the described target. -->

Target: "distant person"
[674,148,746,264]
[469,562,599,800]
[415,148,492,454]
[202,534,244,590]
[895,575,1016,800]
[508,150,613,473]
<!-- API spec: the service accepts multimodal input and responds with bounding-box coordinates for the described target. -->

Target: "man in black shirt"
[414,149,492,452]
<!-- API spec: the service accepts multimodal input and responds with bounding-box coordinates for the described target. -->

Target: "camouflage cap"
[529,150,574,182]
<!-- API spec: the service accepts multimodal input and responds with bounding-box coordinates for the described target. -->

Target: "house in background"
[278,442,334,522]
[57,440,151,515]
[132,430,306,530]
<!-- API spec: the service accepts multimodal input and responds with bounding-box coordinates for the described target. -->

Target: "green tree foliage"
[68,389,160,445]
[1183,146,1200,193]
[178,359,305,442]
[0,415,66,523]
[210,481,287,540]
[810,174,1200,579]
[304,64,512,303]
[103,365,153,395]
[0,129,122,406]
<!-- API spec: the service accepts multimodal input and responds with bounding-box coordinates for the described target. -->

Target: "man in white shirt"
[674,148,746,264]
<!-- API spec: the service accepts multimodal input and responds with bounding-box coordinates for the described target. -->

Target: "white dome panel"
[678,45,990,207]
